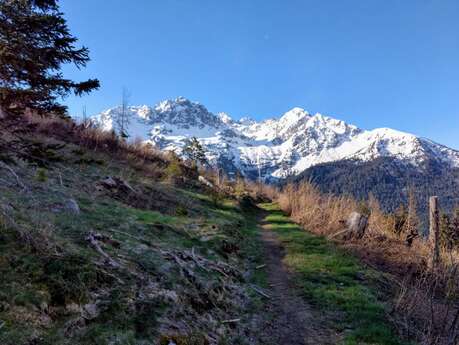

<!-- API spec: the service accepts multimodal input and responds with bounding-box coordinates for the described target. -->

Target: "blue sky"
[60,0,459,148]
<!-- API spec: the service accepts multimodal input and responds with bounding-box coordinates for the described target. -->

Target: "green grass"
[259,203,408,345]
[130,207,180,225]
[240,209,269,289]
[0,132,284,344]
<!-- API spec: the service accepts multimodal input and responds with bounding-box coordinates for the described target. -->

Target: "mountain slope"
[0,114,276,344]
[94,97,459,184]
[292,156,459,217]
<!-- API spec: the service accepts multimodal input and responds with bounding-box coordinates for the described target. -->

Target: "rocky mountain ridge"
[94,97,459,182]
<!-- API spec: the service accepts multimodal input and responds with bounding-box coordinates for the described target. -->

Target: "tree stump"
[345,212,369,239]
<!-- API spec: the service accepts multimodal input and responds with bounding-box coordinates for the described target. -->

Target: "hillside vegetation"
[2,1,459,344]
[259,203,406,345]
[293,157,459,220]
[0,114,414,345]
[0,115,271,344]
[279,182,459,345]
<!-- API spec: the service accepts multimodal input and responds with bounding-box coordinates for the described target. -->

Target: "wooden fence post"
[429,196,440,268]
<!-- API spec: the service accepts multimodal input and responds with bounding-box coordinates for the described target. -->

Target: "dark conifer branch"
[0,0,99,116]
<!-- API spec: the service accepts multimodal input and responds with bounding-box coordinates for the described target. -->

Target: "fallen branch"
[256,264,266,269]
[106,228,157,247]
[86,231,120,268]
[221,318,241,324]
[250,284,270,298]
[0,161,26,191]
[184,249,233,277]
[58,172,64,187]
[191,247,210,272]
[327,228,349,240]
[168,251,196,281]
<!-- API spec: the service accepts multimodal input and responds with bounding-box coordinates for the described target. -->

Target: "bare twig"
[105,228,157,247]
[447,308,459,345]
[250,284,270,298]
[86,231,120,268]
[58,172,63,187]
[0,161,26,191]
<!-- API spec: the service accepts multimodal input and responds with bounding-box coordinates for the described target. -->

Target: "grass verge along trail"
[259,203,408,345]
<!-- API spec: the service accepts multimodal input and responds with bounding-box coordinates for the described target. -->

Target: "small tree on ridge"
[115,87,131,139]
[183,137,207,168]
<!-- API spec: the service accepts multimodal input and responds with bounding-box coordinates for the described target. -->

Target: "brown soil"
[255,221,340,345]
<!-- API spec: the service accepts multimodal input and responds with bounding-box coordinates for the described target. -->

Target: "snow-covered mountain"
[93,96,459,181]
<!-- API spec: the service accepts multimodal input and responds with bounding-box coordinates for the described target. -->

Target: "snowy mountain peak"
[93,98,459,181]
[238,117,255,125]
[279,107,309,124]
[218,112,233,124]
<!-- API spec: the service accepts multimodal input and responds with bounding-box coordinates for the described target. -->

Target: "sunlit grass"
[259,203,408,345]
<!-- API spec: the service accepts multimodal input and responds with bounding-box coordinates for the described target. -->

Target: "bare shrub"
[279,182,357,236]
[17,113,171,181]
[277,181,459,345]
[394,264,459,345]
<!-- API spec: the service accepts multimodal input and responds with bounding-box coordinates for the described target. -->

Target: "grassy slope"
[0,120,415,345]
[0,134,267,345]
[259,203,409,345]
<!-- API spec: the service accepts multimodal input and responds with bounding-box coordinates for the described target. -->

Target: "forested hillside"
[292,157,459,224]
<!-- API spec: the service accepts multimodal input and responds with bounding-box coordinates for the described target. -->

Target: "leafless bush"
[393,264,459,345]
[17,113,171,179]
[277,181,459,345]
[279,182,357,235]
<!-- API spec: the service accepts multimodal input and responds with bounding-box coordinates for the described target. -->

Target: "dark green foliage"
[439,209,459,251]
[238,194,258,212]
[404,190,419,247]
[165,152,183,180]
[159,334,209,345]
[292,157,459,230]
[41,254,105,304]
[175,205,188,216]
[451,208,459,247]
[439,212,453,250]
[133,299,162,337]
[183,137,207,167]
[96,288,130,326]
[35,167,48,182]
[0,0,99,116]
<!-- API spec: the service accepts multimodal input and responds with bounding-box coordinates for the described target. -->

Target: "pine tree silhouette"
[0,0,99,116]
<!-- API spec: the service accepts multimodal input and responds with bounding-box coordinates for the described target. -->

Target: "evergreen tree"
[0,0,99,116]
[404,190,419,247]
[183,137,207,167]
[439,212,453,251]
[450,208,459,248]
[115,87,131,139]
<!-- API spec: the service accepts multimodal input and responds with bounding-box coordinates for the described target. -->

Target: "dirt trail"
[256,219,340,345]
